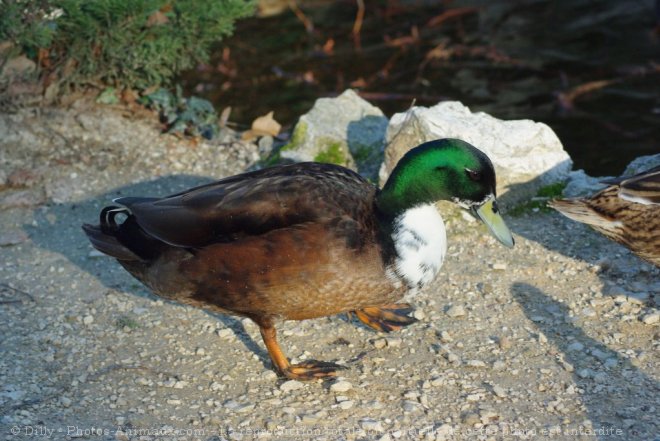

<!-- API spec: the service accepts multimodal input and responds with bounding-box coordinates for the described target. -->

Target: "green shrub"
[0,1,57,59]
[140,86,219,138]
[1,0,255,90]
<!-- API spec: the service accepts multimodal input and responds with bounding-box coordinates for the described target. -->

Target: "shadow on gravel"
[26,174,270,368]
[511,282,659,440]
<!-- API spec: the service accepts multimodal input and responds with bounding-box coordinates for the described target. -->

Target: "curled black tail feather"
[84,204,170,262]
[100,206,130,234]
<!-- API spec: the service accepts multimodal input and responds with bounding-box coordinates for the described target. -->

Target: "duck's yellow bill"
[473,197,515,248]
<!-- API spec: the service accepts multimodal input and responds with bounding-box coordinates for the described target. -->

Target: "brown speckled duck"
[83,139,514,380]
[550,165,660,267]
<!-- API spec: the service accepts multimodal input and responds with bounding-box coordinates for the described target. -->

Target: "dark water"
[179,0,660,176]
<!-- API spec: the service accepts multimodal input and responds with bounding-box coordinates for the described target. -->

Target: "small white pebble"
[446,352,460,364]
[173,380,187,389]
[641,312,659,325]
[261,370,278,381]
[279,380,304,392]
[445,305,466,318]
[467,359,486,368]
[492,385,507,398]
[438,330,452,343]
[338,400,354,410]
[330,380,353,393]
[386,337,402,348]
[492,360,506,371]
[577,368,592,379]
[360,418,384,432]
[216,328,234,339]
[567,341,584,352]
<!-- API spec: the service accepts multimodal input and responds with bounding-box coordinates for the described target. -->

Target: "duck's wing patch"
[618,166,660,205]
[116,163,374,247]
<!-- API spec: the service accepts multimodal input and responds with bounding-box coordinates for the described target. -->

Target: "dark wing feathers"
[618,166,660,205]
[116,163,375,248]
[600,165,660,205]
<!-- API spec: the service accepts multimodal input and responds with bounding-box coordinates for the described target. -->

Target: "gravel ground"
[1,105,658,441]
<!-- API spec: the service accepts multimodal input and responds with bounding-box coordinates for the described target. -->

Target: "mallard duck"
[549,165,660,267]
[83,138,514,380]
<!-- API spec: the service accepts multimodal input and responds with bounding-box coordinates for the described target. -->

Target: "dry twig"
[353,0,366,50]
[288,0,313,33]
[425,7,478,28]
[557,79,620,110]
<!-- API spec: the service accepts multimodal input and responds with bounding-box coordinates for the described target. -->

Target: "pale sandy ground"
[1,106,658,441]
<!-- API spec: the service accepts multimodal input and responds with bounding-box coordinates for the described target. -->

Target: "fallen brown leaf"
[219,106,232,128]
[146,10,169,27]
[242,111,281,141]
[121,88,139,105]
[350,77,367,88]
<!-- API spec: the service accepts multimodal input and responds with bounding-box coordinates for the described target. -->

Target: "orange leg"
[351,303,418,332]
[259,324,345,380]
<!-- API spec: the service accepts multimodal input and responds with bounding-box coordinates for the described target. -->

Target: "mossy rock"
[314,142,348,166]
[280,121,308,152]
[279,90,387,178]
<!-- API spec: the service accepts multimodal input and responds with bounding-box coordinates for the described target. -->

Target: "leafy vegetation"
[509,182,567,216]
[1,0,255,91]
[140,87,219,139]
[535,182,566,198]
[0,1,57,59]
[115,314,140,330]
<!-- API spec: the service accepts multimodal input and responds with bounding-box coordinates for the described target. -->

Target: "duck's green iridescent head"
[377,138,514,248]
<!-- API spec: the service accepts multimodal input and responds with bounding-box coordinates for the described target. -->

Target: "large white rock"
[380,101,573,205]
[280,89,388,179]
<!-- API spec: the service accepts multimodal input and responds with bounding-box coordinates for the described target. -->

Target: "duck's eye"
[465,168,481,182]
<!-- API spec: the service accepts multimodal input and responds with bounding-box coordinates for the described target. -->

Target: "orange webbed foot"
[259,323,346,381]
[351,303,418,332]
[282,360,346,380]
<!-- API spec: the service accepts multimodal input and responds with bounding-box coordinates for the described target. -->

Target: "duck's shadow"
[26,174,270,369]
[511,282,658,440]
